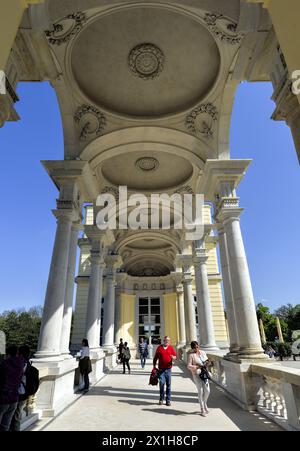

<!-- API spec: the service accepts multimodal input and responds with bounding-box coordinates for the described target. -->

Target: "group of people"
[152,337,211,416]
[117,337,149,374]
[117,336,212,416]
[0,345,39,432]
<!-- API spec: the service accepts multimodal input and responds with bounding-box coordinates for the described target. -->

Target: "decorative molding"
[135,157,159,172]
[175,186,194,195]
[45,12,87,46]
[204,13,243,45]
[101,186,120,202]
[186,103,218,138]
[74,105,106,141]
[129,43,164,80]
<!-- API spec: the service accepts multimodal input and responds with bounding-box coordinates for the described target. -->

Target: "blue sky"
[0,81,299,313]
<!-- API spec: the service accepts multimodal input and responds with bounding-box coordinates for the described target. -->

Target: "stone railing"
[252,364,300,431]
[207,352,300,431]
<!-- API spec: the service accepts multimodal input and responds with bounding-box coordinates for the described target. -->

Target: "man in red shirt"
[153,336,177,406]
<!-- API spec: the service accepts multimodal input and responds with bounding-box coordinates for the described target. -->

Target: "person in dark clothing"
[10,346,33,431]
[0,346,24,431]
[79,339,92,392]
[121,342,131,374]
[118,339,124,364]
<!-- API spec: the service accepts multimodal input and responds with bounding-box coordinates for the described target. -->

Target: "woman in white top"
[187,341,211,416]
[79,339,92,392]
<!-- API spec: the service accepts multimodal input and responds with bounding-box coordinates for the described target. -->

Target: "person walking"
[153,336,177,406]
[187,341,211,416]
[138,337,148,369]
[121,342,131,374]
[11,345,39,431]
[0,346,24,431]
[79,339,92,392]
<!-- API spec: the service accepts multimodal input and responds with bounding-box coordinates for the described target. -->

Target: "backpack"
[23,363,40,397]
[149,367,159,386]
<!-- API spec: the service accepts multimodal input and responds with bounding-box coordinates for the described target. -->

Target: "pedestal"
[32,358,78,417]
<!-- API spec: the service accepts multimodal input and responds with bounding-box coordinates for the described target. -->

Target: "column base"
[31,357,78,418]
[200,344,220,352]
[89,348,106,385]
[213,358,265,410]
[103,346,118,371]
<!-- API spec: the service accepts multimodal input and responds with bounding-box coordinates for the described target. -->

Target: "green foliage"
[275,304,300,340]
[256,303,288,341]
[0,307,42,356]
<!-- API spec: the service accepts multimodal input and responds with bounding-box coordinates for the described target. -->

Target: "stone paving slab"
[40,361,282,432]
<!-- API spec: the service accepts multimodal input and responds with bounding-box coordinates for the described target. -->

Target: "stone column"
[194,246,219,351]
[114,273,127,345]
[60,222,82,357]
[35,208,74,359]
[177,283,186,347]
[102,255,120,351]
[171,272,186,347]
[217,225,239,355]
[182,264,197,345]
[219,204,265,359]
[85,229,105,353]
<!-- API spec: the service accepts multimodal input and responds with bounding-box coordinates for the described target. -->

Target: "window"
[138,297,162,345]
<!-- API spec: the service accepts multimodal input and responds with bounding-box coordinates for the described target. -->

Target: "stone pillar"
[60,222,82,357]
[103,255,121,351]
[182,264,197,345]
[85,228,105,354]
[35,208,74,359]
[114,273,127,345]
[218,225,239,355]
[102,254,121,370]
[177,283,186,347]
[219,204,265,359]
[171,272,186,348]
[194,246,219,351]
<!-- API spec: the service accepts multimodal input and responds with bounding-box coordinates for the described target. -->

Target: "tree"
[256,303,288,342]
[275,304,300,340]
[0,307,42,355]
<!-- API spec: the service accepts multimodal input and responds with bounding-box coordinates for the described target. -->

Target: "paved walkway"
[40,361,282,432]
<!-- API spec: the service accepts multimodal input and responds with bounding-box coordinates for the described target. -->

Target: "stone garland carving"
[129,43,164,80]
[185,103,218,138]
[204,13,243,45]
[45,12,87,46]
[74,105,106,141]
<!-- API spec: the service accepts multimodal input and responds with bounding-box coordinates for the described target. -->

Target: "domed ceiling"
[100,150,193,191]
[71,6,220,118]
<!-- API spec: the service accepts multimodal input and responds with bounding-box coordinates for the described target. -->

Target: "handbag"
[199,366,211,383]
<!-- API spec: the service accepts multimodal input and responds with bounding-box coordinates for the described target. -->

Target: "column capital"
[71,221,84,232]
[84,225,107,241]
[170,271,183,291]
[197,159,251,203]
[175,254,193,270]
[193,248,209,266]
[216,206,244,224]
[105,254,122,279]
[52,208,75,222]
